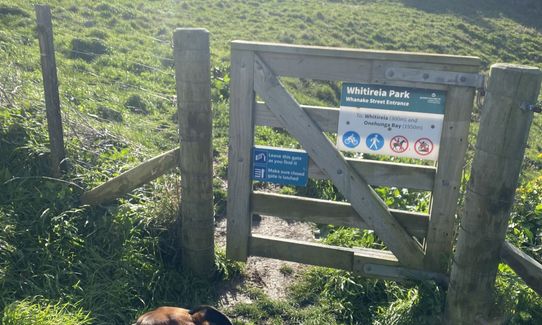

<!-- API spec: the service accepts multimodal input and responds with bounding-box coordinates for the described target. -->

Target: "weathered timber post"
[173,28,215,276]
[445,64,542,324]
[35,4,66,177]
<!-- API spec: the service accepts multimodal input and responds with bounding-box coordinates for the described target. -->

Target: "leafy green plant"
[508,176,542,263]
[493,264,542,324]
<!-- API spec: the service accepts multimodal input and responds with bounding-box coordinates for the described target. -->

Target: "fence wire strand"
[56,47,175,77]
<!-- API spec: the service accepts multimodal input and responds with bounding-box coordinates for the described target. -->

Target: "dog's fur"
[133,305,233,325]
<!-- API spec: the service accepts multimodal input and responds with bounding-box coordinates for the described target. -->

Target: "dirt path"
[215,214,317,307]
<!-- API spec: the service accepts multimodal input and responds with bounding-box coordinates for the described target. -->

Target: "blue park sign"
[252,146,309,186]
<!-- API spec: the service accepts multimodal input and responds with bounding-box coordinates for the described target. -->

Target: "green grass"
[1,0,542,324]
[1,298,92,325]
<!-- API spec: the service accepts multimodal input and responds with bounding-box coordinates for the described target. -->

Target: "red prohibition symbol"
[414,138,434,156]
[390,135,408,153]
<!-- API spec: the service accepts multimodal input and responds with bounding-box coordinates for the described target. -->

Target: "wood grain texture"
[356,262,449,286]
[501,241,542,296]
[424,86,476,272]
[253,54,424,268]
[232,41,481,67]
[174,28,215,276]
[250,235,446,283]
[384,67,484,87]
[258,52,475,87]
[250,234,355,270]
[252,192,429,238]
[226,49,256,261]
[81,147,179,206]
[309,158,435,191]
[255,102,340,132]
[231,42,480,91]
[445,64,542,324]
[35,5,66,177]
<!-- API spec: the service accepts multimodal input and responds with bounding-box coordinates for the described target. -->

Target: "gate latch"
[520,101,542,113]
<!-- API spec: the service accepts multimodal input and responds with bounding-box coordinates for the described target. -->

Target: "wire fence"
[2,3,181,164]
[51,44,177,103]
[57,47,175,76]
[42,3,179,108]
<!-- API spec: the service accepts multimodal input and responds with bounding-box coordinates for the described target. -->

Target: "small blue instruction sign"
[252,146,309,186]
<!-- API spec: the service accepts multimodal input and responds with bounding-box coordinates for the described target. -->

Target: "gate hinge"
[385,67,485,88]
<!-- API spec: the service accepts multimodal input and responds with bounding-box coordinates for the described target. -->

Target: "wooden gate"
[226,41,481,282]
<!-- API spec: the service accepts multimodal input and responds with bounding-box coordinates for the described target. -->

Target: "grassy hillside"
[1,0,542,324]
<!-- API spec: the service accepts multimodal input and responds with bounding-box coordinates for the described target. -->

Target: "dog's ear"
[189,305,233,325]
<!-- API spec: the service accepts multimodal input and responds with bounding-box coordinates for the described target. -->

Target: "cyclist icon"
[342,131,360,148]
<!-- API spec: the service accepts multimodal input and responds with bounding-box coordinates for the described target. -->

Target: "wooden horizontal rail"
[81,147,180,206]
[501,241,542,296]
[250,234,447,284]
[354,260,448,285]
[234,41,480,88]
[252,192,428,238]
[309,159,435,191]
[255,102,339,132]
[232,41,481,67]
[251,234,358,270]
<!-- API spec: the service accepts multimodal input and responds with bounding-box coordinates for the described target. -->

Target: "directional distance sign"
[336,83,446,160]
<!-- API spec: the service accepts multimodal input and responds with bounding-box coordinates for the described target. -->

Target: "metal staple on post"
[520,101,542,113]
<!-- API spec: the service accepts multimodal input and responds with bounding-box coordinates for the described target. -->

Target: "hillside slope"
[1,0,542,324]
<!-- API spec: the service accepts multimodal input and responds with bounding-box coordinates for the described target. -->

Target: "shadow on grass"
[0,123,238,325]
[399,0,542,32]
[0,192,235,324]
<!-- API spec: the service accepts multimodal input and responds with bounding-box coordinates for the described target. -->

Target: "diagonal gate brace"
[252,54,424,269]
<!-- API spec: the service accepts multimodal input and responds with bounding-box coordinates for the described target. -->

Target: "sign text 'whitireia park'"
[337,83,446,160]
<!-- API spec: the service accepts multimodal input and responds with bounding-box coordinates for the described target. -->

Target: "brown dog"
[133,305,233,325]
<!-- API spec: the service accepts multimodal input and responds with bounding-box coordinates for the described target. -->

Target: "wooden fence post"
[445,64,542,324]
[173,28,215,276]
[35,4,66,177]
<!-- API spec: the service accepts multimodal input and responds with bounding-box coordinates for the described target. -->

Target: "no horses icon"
[390,135,408,153]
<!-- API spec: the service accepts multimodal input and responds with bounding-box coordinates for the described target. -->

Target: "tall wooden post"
[173,28,215,276]
[35,4,66,177]
[445,64,542,324]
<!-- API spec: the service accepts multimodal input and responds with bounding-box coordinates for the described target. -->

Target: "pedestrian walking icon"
[366,133,384,151]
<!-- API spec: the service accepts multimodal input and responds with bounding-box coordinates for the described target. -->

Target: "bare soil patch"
[215,214,317,307]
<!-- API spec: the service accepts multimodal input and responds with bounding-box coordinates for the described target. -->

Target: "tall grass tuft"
[1,298,92,325]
